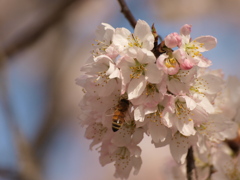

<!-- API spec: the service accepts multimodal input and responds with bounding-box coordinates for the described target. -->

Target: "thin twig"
[117,0,137,28]
[186,146,197,180]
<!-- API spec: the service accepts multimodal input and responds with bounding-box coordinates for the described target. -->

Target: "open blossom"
[118,48,163,99]
[99,142,142,179]
[212,148,240,180]
[80,54,120,97]
[174,49,194,70]
[76,20,240,179]
[93,23,115,56]
[169,132,197,164]
[156,52,180,75]
[179,24,217,68]
[112,20,154,52]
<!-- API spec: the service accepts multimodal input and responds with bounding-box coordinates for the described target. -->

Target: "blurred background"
[1,0,240,180]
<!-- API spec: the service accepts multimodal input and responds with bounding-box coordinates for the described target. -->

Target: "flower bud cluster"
[76,20,239,179]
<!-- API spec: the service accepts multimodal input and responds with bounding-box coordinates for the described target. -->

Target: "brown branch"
[117,0,137,28]
[2,0,80,57]
[186,146,197,180]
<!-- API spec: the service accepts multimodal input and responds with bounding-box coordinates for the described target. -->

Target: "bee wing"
[105,107,115,116]
[124,105,134,123]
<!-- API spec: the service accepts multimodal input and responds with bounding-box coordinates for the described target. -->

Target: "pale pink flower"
[80,55,120,97]
[214,76,240,120]
[93,23,115,56]
[169,132,197,164]
[156,53,180,75]
[112,20,154,52]
[174,49,195,70]
[118,48,163,99]
[111,122,144,147]
[196,114,238,146]
[212,148,240,180]
[179,24,217,68]
[84,122,108,149]
[99,142,142,179]
[166,67,197,95]
[165,95,209,136]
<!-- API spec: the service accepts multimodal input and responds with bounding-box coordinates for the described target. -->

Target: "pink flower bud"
[164,32,182,48]
[180,24,192,36]
[173,49,195,70]
[179,58,194,70]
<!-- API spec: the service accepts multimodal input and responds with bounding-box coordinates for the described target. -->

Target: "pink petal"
[165,32,182,48]
[180,24,192,36]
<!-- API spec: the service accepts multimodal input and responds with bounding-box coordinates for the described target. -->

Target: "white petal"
[198,97,214,114]
[128,76,147,99]
[95,23,115,41]
[134,20,154,50]
[149,122,167,143]
[169,132,190,164]
[183,96,197,110]
[134,105,145,122]
[107,62,120,79]
[145,63,163,84]
[132,157,142,175]
[95,78,116,97]
[132,128,144,144]
[112,28,131,52]
[194,36,217,52]
[175,116,196,136]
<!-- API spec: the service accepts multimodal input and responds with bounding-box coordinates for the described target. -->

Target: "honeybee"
[112,99,130,132]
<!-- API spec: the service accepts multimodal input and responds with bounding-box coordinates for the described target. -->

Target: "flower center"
[130,59,147,79]
[89,123,107,140]
[92,39,111,56]
[169,70,191,81]
[185,41,204,58]
[94,70,110,87]
[164,57,178,68]
[145,105,164,124]
[175,100,193,122]
[145,83,159,96]
[128,34,143,48]
[190,77,209,97]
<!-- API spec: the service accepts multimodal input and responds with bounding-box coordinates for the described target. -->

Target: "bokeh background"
[1,0,240,180]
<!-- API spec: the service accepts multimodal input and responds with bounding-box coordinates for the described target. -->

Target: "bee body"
[112,99,130,132]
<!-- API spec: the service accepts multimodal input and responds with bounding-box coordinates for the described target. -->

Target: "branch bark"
[186,146,197,180]
[2,0,80,57]
[117,0,137,28]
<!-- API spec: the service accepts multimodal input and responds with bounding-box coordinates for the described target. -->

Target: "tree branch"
[2,0,80,57]
[186,146,197,180]
[117,0,137,28]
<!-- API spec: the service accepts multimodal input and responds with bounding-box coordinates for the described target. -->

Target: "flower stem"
[117,0,137,28]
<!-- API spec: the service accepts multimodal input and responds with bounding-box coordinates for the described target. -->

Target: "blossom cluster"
[76,20,239,179]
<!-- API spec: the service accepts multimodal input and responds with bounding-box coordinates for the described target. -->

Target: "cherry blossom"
[112,20,154,52]
[93,23,115,56]
[212,148,240,180]
[76,20,240,179]
[118,48,162,99]
[179,24,217,68]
